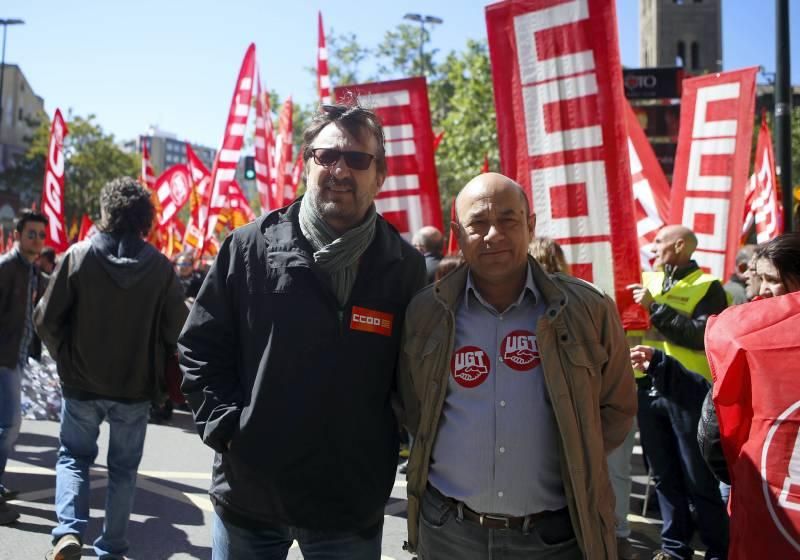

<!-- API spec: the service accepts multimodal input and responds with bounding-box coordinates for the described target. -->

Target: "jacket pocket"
[563,342,608,375]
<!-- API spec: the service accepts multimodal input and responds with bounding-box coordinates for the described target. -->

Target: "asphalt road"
[0,409,687,560]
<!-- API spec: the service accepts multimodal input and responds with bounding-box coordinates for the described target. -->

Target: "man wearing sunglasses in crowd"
[0,209,48,525]
[179,101,426,559]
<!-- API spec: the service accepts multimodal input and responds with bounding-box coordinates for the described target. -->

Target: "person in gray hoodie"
[35,177,187,560]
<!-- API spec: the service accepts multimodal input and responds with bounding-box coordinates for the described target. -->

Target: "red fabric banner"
[486,0,644,328]
[317,12,332,105]
[254,78,276,213]
[334,76,444,238]
[433,131,445,152]
[625,101,670,270]
[274,98,294,208]
[742,118,783,243]
[77,214,97,241]
[155,164,192,227]
[226,180,256,229]
[184,143,212,251]
[41,108,69,252]
[669,67,758,279]
[141,141,155,191]
[706,292,800,560]
[206,43,256,244]
[289,151,303,200]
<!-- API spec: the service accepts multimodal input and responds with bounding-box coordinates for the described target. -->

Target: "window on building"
[691,42,700,70]
[18,108,23,121]
[676,41,686,67]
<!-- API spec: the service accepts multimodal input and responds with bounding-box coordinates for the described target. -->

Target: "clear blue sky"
[3,0,798,149]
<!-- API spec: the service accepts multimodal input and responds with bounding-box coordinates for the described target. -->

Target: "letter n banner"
[670,67,758,280]
[486,0,645,329]
[335,77,443,238]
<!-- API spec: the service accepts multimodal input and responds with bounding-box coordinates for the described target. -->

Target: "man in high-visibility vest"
[628,225,729,560]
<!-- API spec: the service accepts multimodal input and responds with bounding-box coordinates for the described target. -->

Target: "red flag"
[254,77,276,213]
[433,131,445,152]
[742,117,783,243]
[0,225,6,254]
[77,214,97,241]
[625,101,671,270]
[670,67,758,279]
[274,97,294,208]
[481,154,489,174]
[334,77,444,238]
[41,108,69,252]
[486,0,644,329]
[706,292,800,560]
[317,12,332,105]
[445,197,458,256]
[289,151,303,202]
[155,164,192,227]
[141,141,156,190]
[206,43,257,245]
[227,180,256,229]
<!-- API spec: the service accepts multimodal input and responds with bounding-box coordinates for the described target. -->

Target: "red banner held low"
[625,101,671,270]
[334,76,444,238]
[670,67,758,279]
[486,0,644,328]
[742,117,783,243]
[41,108,69,252]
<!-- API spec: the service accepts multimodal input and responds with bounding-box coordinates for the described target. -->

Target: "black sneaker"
[0,486,19,501]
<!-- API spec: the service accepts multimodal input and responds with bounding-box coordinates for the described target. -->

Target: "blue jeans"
[52,398,150,558]
[212,512,382,560]
[0,365,22,491]
[637,378,729,560]
[418,486,582,560]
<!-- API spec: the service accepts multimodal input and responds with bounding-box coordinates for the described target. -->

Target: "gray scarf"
[299,195,377,306]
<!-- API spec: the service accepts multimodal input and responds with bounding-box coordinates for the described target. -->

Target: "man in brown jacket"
[398,173,637,559]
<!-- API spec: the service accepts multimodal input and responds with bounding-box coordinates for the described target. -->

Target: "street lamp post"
[0,18,25,167]
[403,13,443,76]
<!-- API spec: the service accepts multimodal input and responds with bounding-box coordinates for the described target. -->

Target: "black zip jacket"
[0,249,44,368]
[179,200,426,532]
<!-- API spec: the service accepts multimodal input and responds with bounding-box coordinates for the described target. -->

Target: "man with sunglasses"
[180,101,426,559]
[0,209,48,524]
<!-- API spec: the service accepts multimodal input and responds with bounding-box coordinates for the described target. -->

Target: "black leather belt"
[430,486,568,531]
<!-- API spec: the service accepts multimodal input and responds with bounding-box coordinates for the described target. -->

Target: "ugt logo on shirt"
[501,330,540,371]
[451,346,490,388]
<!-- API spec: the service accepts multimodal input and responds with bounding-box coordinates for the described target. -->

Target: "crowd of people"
[0,101,798,560]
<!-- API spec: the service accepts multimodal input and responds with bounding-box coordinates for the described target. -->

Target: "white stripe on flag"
[366,90,410,108]
[255,138,266,149]
[385,139,416,157]
[383,174,420,192]
[240,78,252,91]
[384,125,414,141]
[255,162,268,175]
[320,75,331,88]
[217,168,237,181]
[228,123,247,136]
[318,47,328,60]
[219,149,240,163]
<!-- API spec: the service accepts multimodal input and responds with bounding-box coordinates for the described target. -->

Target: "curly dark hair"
[301,99,386,176]
[99,177,155,236]
[755,232,800,292]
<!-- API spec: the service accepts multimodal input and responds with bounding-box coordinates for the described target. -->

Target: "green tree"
[431,40,497,209]
[0,112,139,225]
[326,30,373,86]
[375,23,438,79]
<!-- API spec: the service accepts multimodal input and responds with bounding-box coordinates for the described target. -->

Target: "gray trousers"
[417,486,583,560]
[606,424,637,538]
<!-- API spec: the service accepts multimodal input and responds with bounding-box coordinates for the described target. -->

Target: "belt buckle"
[479,513,511,529]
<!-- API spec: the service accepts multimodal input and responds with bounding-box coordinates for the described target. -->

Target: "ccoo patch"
[501,330,540,371]
[451,345,491,388]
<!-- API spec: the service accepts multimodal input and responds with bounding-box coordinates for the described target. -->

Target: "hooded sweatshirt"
[34,233,188,402]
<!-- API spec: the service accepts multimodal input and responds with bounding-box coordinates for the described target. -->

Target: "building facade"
[0,64,45,173]
[640,0,722,74]
[122,127,216,177]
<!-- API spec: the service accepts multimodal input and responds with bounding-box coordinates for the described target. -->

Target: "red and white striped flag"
[317,12,332,105]
[274,97,294,208]
[184,143,212,251]
[742,117,783,243]
[227,180,256,229]
[141,140,156,190]
[41,108,69,252]
[155,164,192,228]
[205,43,257,245]
[254,77,277,213]
[77,214,98,241]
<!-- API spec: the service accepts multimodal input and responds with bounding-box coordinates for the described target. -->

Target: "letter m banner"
[486,0,645,328]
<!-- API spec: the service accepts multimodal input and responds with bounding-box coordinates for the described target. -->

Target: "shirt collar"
[465,263,539,313]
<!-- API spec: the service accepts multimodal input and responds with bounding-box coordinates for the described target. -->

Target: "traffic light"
[244,156,255,180]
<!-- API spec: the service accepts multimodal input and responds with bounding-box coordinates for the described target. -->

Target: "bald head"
[659,225,698,255]
[413,225,444,255]
[652,224,698,269]
[455,173,530,224]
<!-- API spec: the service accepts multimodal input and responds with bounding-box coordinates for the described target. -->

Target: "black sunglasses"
[310,148,375,171]
[26,231,47,240]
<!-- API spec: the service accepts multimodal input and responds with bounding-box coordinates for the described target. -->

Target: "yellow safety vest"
[637,269,721,381]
